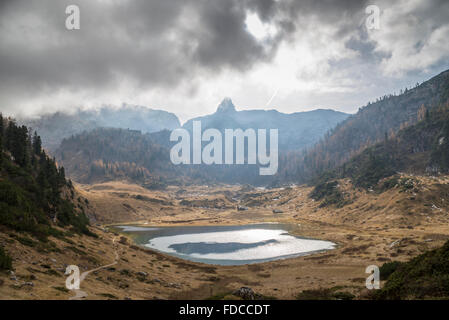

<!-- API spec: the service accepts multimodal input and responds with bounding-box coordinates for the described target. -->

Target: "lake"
[114,223,335,266]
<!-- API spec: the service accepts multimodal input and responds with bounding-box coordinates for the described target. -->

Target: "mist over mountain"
[52,99,349,186]
[183,98,349,151]
[20,104,181,151]
[21,67,449,188]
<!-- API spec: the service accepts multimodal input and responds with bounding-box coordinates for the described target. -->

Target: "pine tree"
[33,131,42,155]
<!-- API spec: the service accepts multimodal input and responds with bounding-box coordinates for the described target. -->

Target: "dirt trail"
[69,237,119,300]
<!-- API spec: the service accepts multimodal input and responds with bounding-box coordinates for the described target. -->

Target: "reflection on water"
[117,226,159,232]
[114,223,335,265]
[169,239,279,255]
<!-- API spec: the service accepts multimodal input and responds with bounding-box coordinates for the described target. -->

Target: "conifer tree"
[33,131,42,155]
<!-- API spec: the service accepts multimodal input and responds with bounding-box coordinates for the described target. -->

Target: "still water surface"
[115,224,335,265]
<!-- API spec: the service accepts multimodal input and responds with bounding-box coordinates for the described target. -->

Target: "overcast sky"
[1,0,449,123]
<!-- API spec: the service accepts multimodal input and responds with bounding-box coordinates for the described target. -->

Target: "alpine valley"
[2,69,449,301]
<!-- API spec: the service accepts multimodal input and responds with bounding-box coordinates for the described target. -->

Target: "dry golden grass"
[1,174,448,300]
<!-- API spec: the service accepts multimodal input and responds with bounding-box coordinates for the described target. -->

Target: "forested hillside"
[285,69,449,183]
[309,101,449,207]
[55,127,277,186]
[0,115,92,242]
[55,128,180,185]
[338,102,448,186]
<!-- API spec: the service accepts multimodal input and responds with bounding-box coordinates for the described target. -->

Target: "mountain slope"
[20,104,181,151]
[293,69,449,183]
[332,102,449,188]
[56,126,281,186]
[0,115,92,242]
[55,128,181,186]
[54,100,348,186]
[183,98,349,151]
[308,100,449,209]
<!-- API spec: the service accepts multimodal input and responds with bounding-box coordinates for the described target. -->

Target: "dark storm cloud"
[245,0,277,21]
[1,0,448,117]
[0,0,195,91]
[0,0,370,96]
[0,0,270,92]
[192,0,268,70]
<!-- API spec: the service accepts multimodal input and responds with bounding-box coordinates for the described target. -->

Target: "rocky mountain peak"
[216,97,236,113]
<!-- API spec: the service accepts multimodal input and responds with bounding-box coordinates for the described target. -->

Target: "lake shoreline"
[3,179,442,299]
[110,223,337,266]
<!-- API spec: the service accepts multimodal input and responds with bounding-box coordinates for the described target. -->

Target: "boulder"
[233,287,255,300]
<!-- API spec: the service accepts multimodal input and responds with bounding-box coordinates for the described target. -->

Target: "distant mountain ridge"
[53,98,349,186]
[20,104,181,151]
[183,98,349,151]
[19,97,348,154]
[24,66,449,188]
